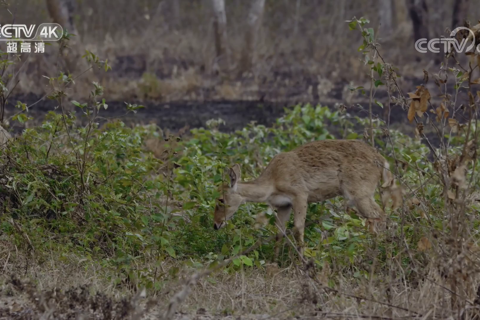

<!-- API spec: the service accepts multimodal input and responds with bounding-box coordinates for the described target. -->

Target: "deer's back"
[260,140,385,199]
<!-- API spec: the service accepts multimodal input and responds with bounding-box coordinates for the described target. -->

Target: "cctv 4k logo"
[0,23,63,41]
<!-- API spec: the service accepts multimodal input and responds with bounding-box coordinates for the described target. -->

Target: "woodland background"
[3,0,478,104]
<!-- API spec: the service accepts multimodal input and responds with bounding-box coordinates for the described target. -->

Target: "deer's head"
[213,164,244,230]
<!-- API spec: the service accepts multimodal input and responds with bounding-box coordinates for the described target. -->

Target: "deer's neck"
[237,180,273,203]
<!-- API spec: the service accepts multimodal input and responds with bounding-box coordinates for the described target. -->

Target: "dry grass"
[2,232,480,319]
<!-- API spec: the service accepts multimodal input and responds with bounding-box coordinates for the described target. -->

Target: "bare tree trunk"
[379,0,393,37]
[211,0,229,71]
[239,0,265,74]
[46,0,76,34]
[46,0,94,100]
[45,0,88,75]
[393,0,408,25]
[168,0,181,29]
[293,0,301,36]
[452,0,469,29]
[405,0,429,40]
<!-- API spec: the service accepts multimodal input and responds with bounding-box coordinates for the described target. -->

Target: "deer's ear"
[229,164,241,190]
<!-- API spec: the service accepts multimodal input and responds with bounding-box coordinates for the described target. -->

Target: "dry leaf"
[464,139,477,162]
[382,184,403,211]
[417,85,431,114]
[467,22,480,44]
[471,78,480,85]
[265,263,281,278]
[254,211,268,229]
[452,163,467,190]
[395,159,408,171]
[469,91,476,106]
[414,126,420,139]
[435,103,449,122]
[447,189,456,200]
[419,210,427,219]
[415,123,424,139]
[407,101,417,122]
[448,118,459,133]
[408,197,421,210]
[433,160,442,174]
[418,237,432,251]
[316,262,330,286]
[363,127,370,141]
[407,85,431,121]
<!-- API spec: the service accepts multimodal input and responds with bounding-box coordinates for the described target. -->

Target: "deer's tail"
[381,159,394,188]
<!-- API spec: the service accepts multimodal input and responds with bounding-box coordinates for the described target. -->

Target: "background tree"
[452,0,469,29]
[45,0,93,96]
[406,0,429,40]
[239,0,265,74]
[211,0,229,72]
[46,0,80,72]
[379,0,393,37]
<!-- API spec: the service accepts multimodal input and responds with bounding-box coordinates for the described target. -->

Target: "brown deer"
[212,139,395,260]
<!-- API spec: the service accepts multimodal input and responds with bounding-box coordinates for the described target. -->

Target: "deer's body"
[213,139,394,260]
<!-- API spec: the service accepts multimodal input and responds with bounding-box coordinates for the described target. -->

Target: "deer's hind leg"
[292,194,308,258]
[274,204,292,262]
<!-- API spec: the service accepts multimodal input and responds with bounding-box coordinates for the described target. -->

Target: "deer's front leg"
[292,195,308,259]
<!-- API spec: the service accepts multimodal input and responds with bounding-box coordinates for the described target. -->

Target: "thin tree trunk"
[293,0,301,36]
[45,0,87,75]
[405,0,429,40]
[46,0,94,100]
[452,0,469,29]
[239,0,265,74]
[393,0,408,25]
[169,0,181,29]
[211,0,228,71]
[379,0,393,37]
[46,0,77,35]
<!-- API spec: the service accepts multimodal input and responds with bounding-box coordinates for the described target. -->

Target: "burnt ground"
[3,91,407,136]
[5,49,465,140]
[2,86,450,154]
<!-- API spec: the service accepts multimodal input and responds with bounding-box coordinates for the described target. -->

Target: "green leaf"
[221,244,229,255]
[183,202,196,210]
[367,28,374,41]
[376,62,383,77]
[302,115,311,125]
[348,20,357,31]
[241,256,253,266]
[13,113,28,123]
[160,237,169,245]
[15,101,27,111]
[233,257,241,266]
[374,80,384,87]
[322,220,334,230]
[346,132,358,139]
[165,247,176,258]
[375,100,384,108]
